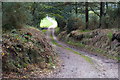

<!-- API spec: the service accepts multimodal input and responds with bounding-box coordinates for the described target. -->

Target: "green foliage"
[107,32,113,39]
[89,15,99,29]
[67,17,83,33]
[57,18,66,31]
[2,3,32,30]
[2,2,120,31]
[100,3,120,28]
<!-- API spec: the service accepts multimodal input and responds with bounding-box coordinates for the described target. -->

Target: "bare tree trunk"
[75,2,78,16]
[117,2,120,28]
[99,2,105,28]
[85,2,89,29]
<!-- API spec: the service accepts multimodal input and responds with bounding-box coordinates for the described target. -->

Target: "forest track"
[46,28,118,78]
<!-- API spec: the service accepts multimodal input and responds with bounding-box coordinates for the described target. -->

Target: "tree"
[99,2,105,28]
[75,2,78,16]
[32,2,37,25]
[85,2,89,29]
[2,2,32,30]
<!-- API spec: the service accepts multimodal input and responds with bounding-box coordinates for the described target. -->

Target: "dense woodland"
[2,2,120,30]
[1,2,120,78]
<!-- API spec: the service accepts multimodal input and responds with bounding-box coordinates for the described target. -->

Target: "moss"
[107,32,113,39]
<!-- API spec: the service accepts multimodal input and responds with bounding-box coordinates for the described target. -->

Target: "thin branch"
[90,7,100,17]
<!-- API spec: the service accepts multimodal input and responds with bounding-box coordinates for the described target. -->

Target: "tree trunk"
[85,2,89,29]
[99,2,105,28]
[32,2,37,16]
[106,2,108,9]
[32,2,37,27]
[75,2,78,16]
[105,2,108,16]
[117,2,120,28]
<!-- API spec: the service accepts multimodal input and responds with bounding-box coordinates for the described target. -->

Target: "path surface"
[45,17,118,78]
[46,28,118,78]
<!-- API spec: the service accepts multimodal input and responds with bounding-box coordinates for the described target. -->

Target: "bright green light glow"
[40,16,58,28]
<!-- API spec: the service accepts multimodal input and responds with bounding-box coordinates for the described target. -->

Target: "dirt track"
[47,29,118,78]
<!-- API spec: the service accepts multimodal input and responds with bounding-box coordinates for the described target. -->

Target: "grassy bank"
[66,39,119,61]
[2,27,57,78]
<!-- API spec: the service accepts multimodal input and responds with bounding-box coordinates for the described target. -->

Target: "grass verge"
[68,40,85,48]
[50,34,93,64]
[41,30,47,33]
[65,47,93,64]
[50,35,62,47]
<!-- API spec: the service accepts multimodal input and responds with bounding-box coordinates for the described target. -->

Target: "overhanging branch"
[90,7,100,17]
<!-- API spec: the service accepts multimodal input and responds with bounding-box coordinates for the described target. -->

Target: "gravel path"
[47,28,118,78]
[46,18,118,78]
